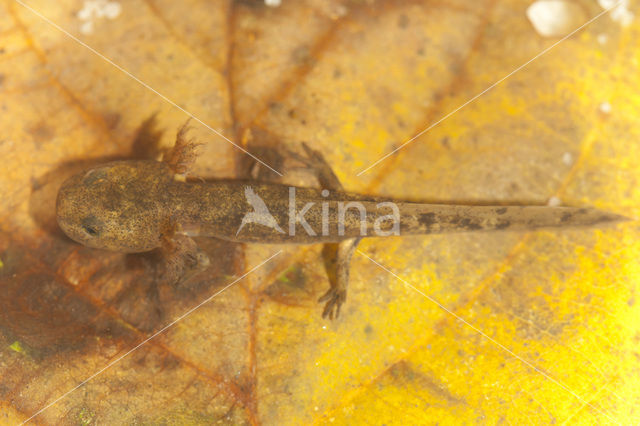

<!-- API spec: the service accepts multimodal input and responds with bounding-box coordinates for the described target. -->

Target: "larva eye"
[81,216,102,237]
[82,224,99,236]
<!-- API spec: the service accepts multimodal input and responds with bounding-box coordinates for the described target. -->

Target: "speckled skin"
[56,159,626,251]
[55,159,394,249]
[55,126,628,318]
[57,160,174,253]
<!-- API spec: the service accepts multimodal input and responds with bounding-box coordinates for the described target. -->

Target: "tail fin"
[398,204,630,235]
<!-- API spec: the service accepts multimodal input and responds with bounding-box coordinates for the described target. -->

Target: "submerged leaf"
[0,0,638,424]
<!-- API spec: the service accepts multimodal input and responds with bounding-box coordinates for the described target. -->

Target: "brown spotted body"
[55,125,629,318]
[56,159,626,250]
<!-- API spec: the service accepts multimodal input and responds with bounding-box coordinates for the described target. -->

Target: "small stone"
[102,2,122,19]
[599,0,635,27]
[547,196,562,207]
[599,101,612,114]
[80,21,94,35]
[526,0,587,38]
[597,33,609,45]
[77,7,93,20]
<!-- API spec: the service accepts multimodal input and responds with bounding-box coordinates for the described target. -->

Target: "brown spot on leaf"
[292,45,312,65]
[398,14,409,28]
[27,122,54,144]
[103,112,121,130]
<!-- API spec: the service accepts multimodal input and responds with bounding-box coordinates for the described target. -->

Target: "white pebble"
[78,0,121,35]
[80,20,94,35]
[599,0,616,7]
[599,0,635,27]
[599,101,612,114]
[102,2,122,19]
[548,196,562,207]
[77,7,93,21]
[526,0,586,37]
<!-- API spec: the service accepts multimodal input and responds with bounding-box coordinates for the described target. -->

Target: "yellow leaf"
[1,0,638,424]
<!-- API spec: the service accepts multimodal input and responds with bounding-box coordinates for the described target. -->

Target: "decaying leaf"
[1,0,639,424]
